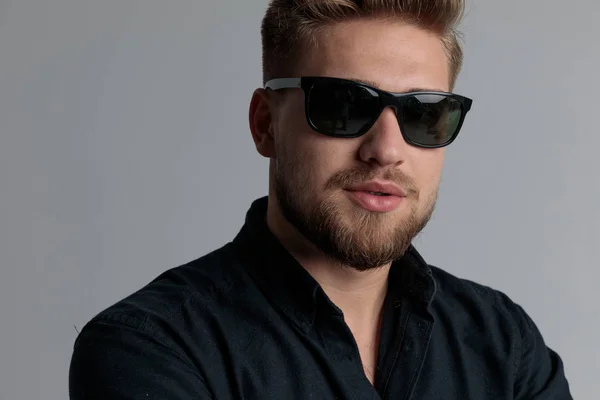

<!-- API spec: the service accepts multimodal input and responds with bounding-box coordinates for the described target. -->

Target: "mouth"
[366,191,392,196]
[345,191,406,212]
[344,180,407,212]
[347,181,407,198]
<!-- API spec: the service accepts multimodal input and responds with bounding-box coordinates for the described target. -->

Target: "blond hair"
[261,0,466,88]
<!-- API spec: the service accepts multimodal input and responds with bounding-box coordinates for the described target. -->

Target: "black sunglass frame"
[264,76,473,149]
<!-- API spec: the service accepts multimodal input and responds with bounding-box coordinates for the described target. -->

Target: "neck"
[266,195,390,324]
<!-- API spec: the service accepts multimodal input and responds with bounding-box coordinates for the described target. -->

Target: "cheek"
[414,150,445,190]
[281,137,355,199]
[295,142,335,185]
[277,122,343,184]
[303,135,359,183]
[276,129,320,183]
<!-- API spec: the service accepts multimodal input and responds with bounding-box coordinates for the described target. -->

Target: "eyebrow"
[349,77,446,93]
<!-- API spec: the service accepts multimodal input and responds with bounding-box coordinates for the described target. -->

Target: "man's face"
[269,19,450,270]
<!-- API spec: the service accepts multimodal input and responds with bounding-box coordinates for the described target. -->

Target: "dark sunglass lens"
[400,94,463,146]
[307,81,380,137]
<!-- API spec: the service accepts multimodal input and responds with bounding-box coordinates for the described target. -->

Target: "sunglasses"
[264,76,473,148]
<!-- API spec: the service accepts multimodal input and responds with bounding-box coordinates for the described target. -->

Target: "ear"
[249,88,276,158]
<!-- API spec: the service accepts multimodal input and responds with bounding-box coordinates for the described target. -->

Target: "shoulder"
[428,266,572,398]
[431,265,523,313]
[429,265,533,343]
[76,242,246,349]
[69,247,240,399]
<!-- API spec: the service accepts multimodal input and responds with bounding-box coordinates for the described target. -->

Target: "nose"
[358,107,410,167]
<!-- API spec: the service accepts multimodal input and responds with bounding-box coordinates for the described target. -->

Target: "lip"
[345,181,406,212]
[347,181,407,197]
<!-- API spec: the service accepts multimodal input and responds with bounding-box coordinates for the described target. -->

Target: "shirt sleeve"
[511,303,573,400]
[69,314,213,400]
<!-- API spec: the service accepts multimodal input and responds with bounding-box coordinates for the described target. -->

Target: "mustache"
[326,167,419,196]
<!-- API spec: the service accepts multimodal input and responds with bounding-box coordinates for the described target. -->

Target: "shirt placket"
[380,303,435,400]
[316,306,382,400]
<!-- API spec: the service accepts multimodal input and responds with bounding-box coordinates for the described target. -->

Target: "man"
[70,0,573,399]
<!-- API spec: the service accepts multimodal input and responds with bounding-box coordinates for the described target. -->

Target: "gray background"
[1,0,598,399]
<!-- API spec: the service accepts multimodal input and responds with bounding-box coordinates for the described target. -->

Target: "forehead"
[295,19,450,93]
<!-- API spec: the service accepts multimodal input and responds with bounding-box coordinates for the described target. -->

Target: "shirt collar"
[232,196,437,332]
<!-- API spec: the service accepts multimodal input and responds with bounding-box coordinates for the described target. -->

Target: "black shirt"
[69,197,572,399]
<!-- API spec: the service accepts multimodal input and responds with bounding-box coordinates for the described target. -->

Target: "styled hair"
[261,0,466,88]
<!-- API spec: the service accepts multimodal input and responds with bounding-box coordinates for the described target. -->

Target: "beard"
[274,155,438,271]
